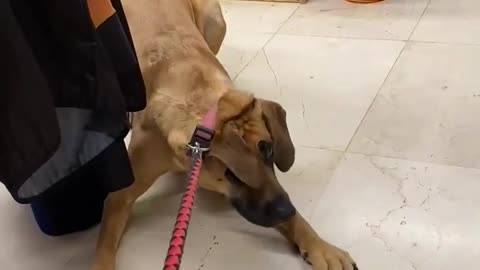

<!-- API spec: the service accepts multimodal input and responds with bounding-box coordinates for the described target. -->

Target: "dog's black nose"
[267,196,296,221]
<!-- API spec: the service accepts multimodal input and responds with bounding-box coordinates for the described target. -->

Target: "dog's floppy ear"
[209,125,263,188]
[259,99,295,172]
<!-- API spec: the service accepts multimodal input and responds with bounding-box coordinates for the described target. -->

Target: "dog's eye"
[257,140,274,161]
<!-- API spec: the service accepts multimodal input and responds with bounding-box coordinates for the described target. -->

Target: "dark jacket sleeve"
[0,0,146,203]
[0,0,61,191]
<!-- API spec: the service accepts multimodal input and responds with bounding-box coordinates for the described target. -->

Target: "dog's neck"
[146,67,232,138]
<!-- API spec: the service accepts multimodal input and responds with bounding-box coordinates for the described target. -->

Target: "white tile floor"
[2,0,480,269]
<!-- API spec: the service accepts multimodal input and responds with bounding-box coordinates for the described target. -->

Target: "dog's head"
[201,90,296,227]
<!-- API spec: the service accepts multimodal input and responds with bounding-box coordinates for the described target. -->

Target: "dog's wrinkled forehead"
[229,100,271,143]
[209,91,296,188]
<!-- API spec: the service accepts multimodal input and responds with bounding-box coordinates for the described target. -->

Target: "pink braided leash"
[163,107,217,270]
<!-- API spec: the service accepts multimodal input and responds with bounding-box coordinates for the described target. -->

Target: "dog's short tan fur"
[91,1,357,270]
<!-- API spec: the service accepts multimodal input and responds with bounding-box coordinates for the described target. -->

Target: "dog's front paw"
[301,242,358,270]
[91,267,113,270]
[91,266,114,270]
[91,262,114,270]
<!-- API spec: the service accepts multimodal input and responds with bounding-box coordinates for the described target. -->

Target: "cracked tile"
[309,153,480,270]
[235,34,404,150]
[217,31,273,79]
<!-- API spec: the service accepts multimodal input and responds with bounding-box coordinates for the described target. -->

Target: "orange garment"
[87,0,116,28]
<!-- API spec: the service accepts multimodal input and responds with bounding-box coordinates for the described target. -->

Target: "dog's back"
[122,0,230,134]
[122,0,228,94]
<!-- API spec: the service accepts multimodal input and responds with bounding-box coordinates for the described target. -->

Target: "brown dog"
[91,0,357,270]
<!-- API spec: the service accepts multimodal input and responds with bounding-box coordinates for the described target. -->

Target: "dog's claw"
[302,251,312,265]
[302,243,357,270]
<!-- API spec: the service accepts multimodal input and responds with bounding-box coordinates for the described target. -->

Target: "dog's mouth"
[224,169,292,228]
[225,168,247,187]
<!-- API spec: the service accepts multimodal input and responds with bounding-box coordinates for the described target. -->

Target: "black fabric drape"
[0,0,146,203]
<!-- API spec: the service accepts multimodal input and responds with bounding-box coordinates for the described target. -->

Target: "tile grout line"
[274,32,480,47]
[232,5,301,81]
[297,144,347,208]
[346,150,480,172]
[344,1,433,151]
[275,32,409,42]
[301,152,350,222]
[407,0,432,41]
[407,39,480,47]
[300,145,480,171]
[343,40,407,152]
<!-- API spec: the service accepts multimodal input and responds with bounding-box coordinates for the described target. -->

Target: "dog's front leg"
[277,213,358,270]
[92,130,172,270]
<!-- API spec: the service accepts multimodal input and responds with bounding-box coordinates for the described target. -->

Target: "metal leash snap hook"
[186,141,209,157]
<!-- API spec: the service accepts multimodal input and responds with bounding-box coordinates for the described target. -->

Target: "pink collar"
[187,106,218,156]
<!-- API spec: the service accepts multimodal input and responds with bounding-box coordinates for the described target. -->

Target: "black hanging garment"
[0,0,146,235]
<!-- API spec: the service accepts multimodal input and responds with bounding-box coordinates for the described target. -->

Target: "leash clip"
[186,125,215,158]
[186,142,209,157]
